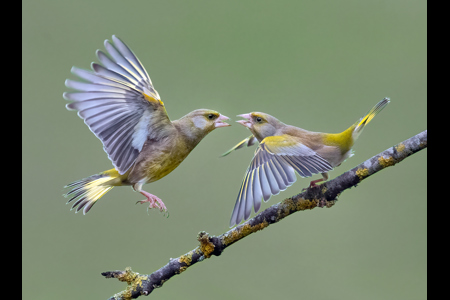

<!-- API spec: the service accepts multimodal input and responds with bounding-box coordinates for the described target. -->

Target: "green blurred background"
[23,0,426,299]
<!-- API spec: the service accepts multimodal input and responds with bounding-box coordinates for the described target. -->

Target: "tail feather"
[64,170,118,214]
[354,98,390,138]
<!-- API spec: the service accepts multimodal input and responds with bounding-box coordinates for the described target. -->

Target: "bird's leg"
[133,183,168,214]
[308,172,329,189]
[309,178,324,188]
[136,190,167,212]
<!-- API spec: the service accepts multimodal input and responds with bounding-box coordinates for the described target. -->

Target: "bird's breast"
[127,137,192,184]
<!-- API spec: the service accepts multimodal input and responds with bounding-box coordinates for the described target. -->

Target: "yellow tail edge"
[355,97,390,135]
[63,169,120,214]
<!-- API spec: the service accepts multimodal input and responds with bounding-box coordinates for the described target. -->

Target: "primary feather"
[221,135,257,157]
[63,36,230,214]
[227,98,390,226]
[229,135,333,226]
[64,35,172,175]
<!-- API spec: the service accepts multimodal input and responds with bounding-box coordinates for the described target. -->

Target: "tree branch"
[102,130,427,299]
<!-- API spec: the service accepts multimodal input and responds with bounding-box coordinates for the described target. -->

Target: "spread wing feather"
[229,135,333,227]
[221,135,258,157]
[64,35,173,174]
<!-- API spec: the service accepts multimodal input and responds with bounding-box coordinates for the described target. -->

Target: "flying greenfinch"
[63,35,230,215]
[224,98,390,227]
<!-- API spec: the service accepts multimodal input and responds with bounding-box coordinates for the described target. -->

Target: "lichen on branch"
[102,130,427,300]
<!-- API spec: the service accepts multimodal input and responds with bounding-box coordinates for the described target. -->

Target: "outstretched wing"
[229,134,333,227]
[221,135,258,157]
[64,35,174,174]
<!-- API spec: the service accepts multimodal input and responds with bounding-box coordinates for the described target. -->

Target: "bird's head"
[176,109,230,142]
[236,112,284,141]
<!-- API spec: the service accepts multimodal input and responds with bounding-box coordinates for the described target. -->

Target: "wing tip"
[65,102,76,111]
[64,78,71,88]
[62,91,70,101]
[112,35,124,48]
[221,135,257,157]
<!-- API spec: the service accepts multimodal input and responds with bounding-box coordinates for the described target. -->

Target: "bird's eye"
[256,117,262,122]
[208,114,215,120]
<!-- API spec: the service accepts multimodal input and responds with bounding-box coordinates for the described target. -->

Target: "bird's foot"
[136,191,168,216]
[302,179,323,191]
[309,179,323,189]
[309,182,318,189]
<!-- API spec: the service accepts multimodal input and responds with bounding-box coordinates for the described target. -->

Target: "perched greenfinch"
[224,98,390,226]
[63,35,230,215]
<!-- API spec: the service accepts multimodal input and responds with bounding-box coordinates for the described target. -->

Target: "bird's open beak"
[215,114,231,128]
[236,113,252,128]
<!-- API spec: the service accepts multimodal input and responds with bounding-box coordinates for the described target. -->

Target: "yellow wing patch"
[144,93,164,106]
[261,134,298,147]
[260,135,303,155]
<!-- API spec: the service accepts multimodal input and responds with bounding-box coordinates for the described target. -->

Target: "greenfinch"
[63,35,230,215]
[224,98,390,226]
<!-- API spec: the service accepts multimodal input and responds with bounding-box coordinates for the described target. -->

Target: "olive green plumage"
[63,36,230,214]
[224,98,390,226]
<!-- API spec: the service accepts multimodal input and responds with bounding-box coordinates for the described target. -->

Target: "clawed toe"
[136,199,160,209]
[136,190,168,216]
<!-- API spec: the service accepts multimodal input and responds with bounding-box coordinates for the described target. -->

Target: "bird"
[63,35,231,215]
[223,98,390,227]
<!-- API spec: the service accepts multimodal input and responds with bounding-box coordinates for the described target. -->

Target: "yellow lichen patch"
[178,250,195,266]
[278,198,318,219]
[114,289,132,300]
[395,142,415,161]
[378,156,396,168]
[395,143,405,153]
[112,267,149,300]
[116,267,138,284]
[223,220,269,246]
[280,198,296,216]
[222,230,240,246]
[296,198,318,211]
[177,249,199,274]
[198,232,215,258]
[133,274,148,289]
[356,168,370,181]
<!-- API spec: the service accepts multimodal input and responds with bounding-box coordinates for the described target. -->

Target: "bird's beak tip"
[237,113,252,119]
[215,114,231,128]
[236,120,252,128]
[236,113,252,128]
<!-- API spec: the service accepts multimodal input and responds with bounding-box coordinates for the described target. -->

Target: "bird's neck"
[173,121,209,150]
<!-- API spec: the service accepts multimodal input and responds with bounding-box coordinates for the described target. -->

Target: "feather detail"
[63,169,121,214]
[354,98,390,138]
[64,35,174,174]
[221,135,257,157]
[322,98,390,152]
[229,99,389,227]
[229,135,333,227]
